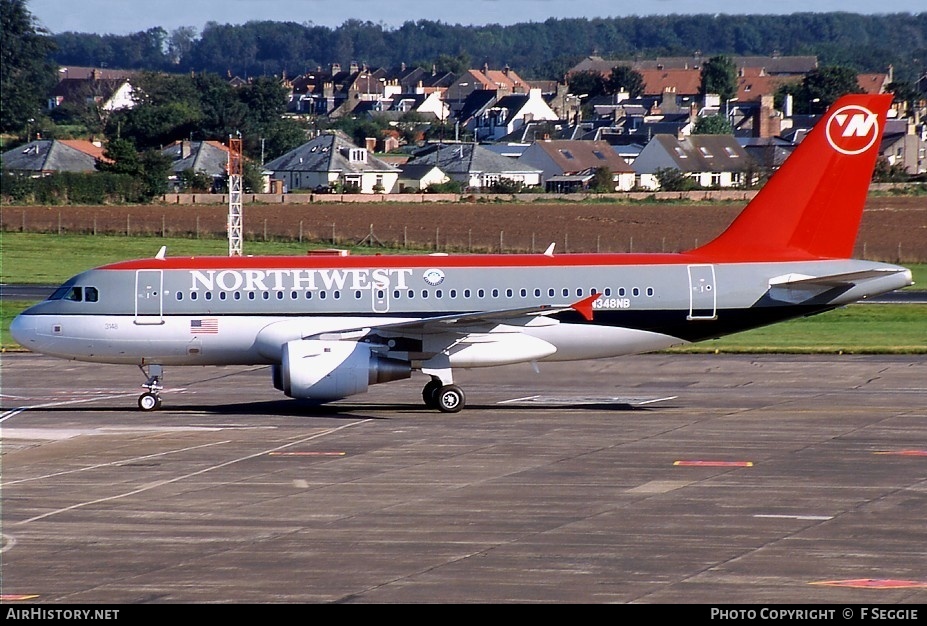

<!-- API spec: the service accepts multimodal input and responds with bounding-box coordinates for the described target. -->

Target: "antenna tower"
[227,135,243,256]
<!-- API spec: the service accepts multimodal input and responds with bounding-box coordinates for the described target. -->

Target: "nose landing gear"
[138,364,164,411]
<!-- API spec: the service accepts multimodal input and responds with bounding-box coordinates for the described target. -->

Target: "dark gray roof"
[161,141,229,177]
[264,131,399,174]
[408,143,540,176]
[1,140,99,173]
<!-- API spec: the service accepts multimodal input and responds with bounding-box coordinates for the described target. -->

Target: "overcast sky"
[28,0,926,36]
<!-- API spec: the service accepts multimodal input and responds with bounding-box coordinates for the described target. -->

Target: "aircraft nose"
[9,313,36,348]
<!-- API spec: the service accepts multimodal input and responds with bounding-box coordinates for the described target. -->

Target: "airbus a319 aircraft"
[10,94,913,413]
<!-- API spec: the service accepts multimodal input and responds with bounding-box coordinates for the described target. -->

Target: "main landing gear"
[138,364,163,411]
[422,376,466,413]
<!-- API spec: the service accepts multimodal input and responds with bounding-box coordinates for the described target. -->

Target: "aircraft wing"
[308,293,599,340]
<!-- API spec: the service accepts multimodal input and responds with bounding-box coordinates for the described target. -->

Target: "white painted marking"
[9,420,371,525]
[754,514,833,521]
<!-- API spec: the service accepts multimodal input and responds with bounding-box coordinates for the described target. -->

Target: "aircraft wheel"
[138,392,161,412]
[422,379,442,408]
[435,385,465,413]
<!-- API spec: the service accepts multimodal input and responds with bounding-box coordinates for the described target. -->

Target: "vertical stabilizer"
[692,94,893,261]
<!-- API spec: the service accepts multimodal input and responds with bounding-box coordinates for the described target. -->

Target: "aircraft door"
[372,285,390,313]
[687,264,717,320]
[135,270,164,325]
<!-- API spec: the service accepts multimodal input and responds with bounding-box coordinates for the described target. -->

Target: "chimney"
[365,137,376,152]
[350,61,359,74]
[754,94,781,138]
[482,62,489,75]
[181,140,192,159]
[331,62,341,74]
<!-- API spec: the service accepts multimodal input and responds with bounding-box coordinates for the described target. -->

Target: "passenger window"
[506,289,513,298]
[291,291,298,300]
[249,292,256,300]
[334,291,341,300]
[492,289,499,298]
[235,292,242,300]
[84,287,99,302]
[646,287,654,297]
[393,290,400,299]
[262,292,269,300]
[562,288,569,297]
[618,288,626,297]
[276,291,284,300]
[478,289,485,298]
[305,291,312,299]
[205,292,212,301]
[450,289,457,298]
[464,289,471,298]
[436,289,443,298]
[355,291,362,299]
[632,287,640,297]
[176,292,183,301]
[534,289,541,297]
[421,290,428,299]
[604,288,612,296]
[549,288,555,297]
[407,290,414,299]
[191,292,198,301]
[319,291,327,300]
[219,292,227,300]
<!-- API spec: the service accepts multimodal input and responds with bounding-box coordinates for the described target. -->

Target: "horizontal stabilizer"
[769,268,909,288]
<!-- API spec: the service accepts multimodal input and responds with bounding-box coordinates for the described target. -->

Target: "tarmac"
[1,352,926,604]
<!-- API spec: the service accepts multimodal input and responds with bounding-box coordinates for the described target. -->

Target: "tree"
[778,66,863,114]
[699,55,738,103]
[0,0,58,133]
[654,167,696,191]
[567,70,606,99]
[692,115,733,135]
[590,167,613,192]
[604,66,645,98]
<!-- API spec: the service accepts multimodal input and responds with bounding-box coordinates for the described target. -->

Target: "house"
[161,140,231,191]
[517,140,636,192]
[879,119,926,174]
[632,134,755,190]
[396,163,449,192]
[406,143,542,190]
[264,131,400,194]
[465,89,561,142]
[1,139,107,176]
[48,75,136,114]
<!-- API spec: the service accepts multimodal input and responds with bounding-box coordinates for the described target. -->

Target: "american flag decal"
[190,318,219,334]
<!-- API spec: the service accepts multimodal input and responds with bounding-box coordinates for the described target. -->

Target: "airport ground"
[1,352,925,604]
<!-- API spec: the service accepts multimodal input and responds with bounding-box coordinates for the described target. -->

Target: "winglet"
[155,246,167,260]
[571,293,600,321]
[544,242,556,257]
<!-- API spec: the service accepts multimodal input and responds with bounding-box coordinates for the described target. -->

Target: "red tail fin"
[692,94,893,261]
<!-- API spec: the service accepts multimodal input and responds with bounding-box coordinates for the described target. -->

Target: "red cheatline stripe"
[674,460,753,467]
[812,579,927,589]
[873,450,927,456]
[268,451,345,456]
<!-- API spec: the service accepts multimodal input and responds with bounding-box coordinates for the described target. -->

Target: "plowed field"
[3,196,925,262]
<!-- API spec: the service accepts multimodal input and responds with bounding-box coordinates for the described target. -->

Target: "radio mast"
[227,134,243,256]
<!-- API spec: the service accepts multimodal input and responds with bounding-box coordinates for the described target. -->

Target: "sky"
[27,0,926,36]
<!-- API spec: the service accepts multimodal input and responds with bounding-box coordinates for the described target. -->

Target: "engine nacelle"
[278,339,410,401]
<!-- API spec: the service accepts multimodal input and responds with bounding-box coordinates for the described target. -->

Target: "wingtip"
[571,293,600,321]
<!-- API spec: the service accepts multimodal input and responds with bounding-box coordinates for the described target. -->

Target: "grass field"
[1,232,924,353]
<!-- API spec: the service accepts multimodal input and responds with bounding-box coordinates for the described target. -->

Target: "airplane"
[10,94,913,413]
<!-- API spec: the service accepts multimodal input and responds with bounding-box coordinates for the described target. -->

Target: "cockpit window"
[48,286,98,302]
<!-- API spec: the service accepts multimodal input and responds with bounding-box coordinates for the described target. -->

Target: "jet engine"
[274,339,410,401]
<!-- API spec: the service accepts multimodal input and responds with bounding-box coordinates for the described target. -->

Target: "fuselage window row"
[168,284,644,306]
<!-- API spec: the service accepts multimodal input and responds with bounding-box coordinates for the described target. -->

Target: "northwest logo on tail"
[825,105,880,155]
